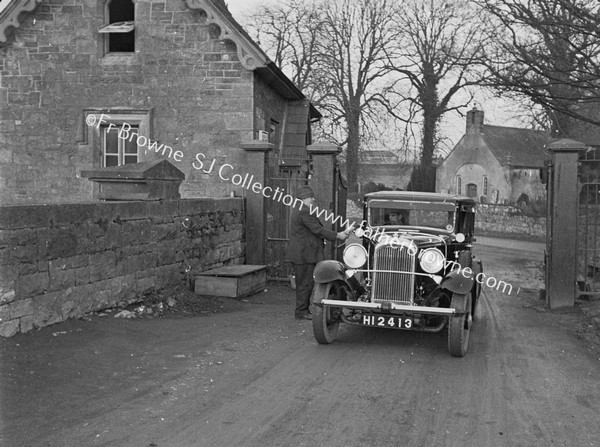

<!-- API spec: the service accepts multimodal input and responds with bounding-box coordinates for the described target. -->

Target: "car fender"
[313,260,347,284]
[437,268,475,295]
[472,257,483,298]
[312,261,357,305]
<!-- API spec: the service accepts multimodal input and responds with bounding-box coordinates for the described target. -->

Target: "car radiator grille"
[372,244,416,305]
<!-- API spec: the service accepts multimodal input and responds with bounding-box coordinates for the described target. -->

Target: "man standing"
[285,185,351,320]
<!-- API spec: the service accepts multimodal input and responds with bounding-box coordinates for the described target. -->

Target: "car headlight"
[419,248,445,274]
[343,243,367,268]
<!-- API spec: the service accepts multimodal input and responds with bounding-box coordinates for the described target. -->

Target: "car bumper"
[320,299,457,315]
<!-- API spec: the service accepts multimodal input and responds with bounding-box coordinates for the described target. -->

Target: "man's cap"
[297,185,315,199]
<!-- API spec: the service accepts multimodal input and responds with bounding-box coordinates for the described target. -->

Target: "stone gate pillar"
[546,139,585,309]
[242,141,273,265]
[308,142,343,261]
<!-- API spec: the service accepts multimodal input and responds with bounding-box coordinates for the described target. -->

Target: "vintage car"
[310,191,483,357]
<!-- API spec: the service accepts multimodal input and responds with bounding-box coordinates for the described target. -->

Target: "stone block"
[18,263,38,275]
[89,251,117,282]
[7,244,38,264]
[0,304,9,323]
[17,229,37,246]
[75,266,90,286]
[0,320,19,337]
[49,268,76,291]
[61,300,77,319]
[50,254,89,270]
[37,228,80,259]
[0,205,53,229]
[136,276,155,292]
[1,264,18,282]
[0,288,16,305]
[17,272,49,297]
[37,261,49,272]
[103,223,123,249]
[9,298,32,318]
[0,230,18,248]
[156,245,177,266]
[20,315,34,333]
[50,203,97,226]
[32,292,63,328]
[147,200,179,219]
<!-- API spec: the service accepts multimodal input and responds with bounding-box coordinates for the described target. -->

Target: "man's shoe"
[295,313,312,320]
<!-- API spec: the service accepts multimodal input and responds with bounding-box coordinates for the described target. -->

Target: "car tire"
[312,282,340,344]
[448,293,472,357]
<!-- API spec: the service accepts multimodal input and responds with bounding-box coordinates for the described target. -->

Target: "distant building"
[436,108,550,204]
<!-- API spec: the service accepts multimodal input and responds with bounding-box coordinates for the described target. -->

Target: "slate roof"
[209,0,321,119]
[481,124,550,168]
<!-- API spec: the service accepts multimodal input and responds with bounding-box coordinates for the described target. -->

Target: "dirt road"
[1,239,599,447]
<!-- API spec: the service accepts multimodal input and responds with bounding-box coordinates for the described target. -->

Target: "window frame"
[99,0,136,56]
[83,109,152,167]
[101,123,140,167]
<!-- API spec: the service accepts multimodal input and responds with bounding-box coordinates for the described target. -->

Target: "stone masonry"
[0,198,245,337]
[0,0,254,204]
[475,204,546,239]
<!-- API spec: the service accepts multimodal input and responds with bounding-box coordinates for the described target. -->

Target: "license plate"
[361,314,413,329]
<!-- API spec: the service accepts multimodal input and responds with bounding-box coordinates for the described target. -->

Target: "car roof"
[364,190,476,205]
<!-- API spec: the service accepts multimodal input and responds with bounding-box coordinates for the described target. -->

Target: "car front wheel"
[448,293,472,357]
[312,282,341,344]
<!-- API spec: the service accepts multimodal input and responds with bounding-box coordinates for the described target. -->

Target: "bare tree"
[245,0,325,96]
[246,0,405,193]
[388,0,490,191]
[478,0,600,136]
[317,0,409,192]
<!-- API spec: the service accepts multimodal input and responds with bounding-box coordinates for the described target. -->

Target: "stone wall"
[475,204,546,239]
[346,200,546,239]
[0,198,245,337]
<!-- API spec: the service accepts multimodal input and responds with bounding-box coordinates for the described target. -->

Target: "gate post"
[308,142,343,261]
[546,139,585,309]
[242,140,273,265]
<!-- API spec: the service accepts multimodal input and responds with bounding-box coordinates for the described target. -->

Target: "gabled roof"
[481,124,550,168]
[0,0,42,43]
[185,0,321,119]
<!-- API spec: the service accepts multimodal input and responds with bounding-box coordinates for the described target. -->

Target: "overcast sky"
[226,0,261,20]
[224,0,529,154]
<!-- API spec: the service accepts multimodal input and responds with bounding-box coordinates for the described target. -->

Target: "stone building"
[0,0,332,336]
[436,108,550,204]
[0,0,319,204]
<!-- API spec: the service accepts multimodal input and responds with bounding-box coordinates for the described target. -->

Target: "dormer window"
[98,0,135,53]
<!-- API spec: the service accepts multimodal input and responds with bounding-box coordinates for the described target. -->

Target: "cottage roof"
[187,0,321,119]
[480,124,550,168]
[0,0,42,43]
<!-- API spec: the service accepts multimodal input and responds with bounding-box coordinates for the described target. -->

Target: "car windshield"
[368,200,456,232]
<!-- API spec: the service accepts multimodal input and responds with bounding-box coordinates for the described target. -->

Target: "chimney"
[466,108,484,134]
